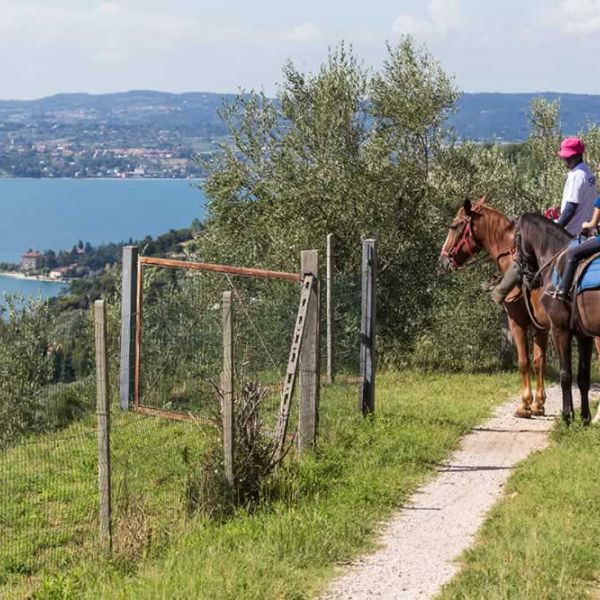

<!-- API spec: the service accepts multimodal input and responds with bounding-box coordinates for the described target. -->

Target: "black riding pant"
[559,237,600,292]
[566,237,600,262]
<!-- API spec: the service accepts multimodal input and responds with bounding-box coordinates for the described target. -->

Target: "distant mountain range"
[1,89,600,142]
[452,92,600,141]
[0,90,231,133]
[1,90,599,178]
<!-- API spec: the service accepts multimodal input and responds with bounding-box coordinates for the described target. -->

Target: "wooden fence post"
[119,245,138,411]
[358,239,377,415]
[299,250,320,452]
[221,291,234,486]
[95,299,112,553]
[326,234,334,385]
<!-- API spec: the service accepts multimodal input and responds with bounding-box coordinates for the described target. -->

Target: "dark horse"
[439,197,550,417]
[515,213,598,424]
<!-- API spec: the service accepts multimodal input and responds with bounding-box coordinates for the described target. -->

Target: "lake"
[0,178,207,304]
[0,275,68,309]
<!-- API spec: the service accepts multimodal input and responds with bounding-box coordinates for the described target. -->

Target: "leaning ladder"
[273,274,315,462]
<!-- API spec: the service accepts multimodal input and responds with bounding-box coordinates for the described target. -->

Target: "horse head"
[439,196,487,272]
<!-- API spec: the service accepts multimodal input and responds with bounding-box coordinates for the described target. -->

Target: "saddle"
[550,240,600,331]
[575,251,600,293]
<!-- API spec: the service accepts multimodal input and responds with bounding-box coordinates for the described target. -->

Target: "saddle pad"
[579,254,600,292]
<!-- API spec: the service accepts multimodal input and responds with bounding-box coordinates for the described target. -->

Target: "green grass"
[438,419,600,600]
[2,370,518,599]
[0,412,208,598]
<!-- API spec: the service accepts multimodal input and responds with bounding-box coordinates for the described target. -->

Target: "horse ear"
[463,198,472,215]
[480,194,488,204]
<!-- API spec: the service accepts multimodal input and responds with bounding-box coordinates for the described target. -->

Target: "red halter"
[441,205,483,270]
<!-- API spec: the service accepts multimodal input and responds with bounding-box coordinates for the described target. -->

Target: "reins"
[527,237,580,288]
[521,285,548,331]
[530,247,568,286]
[453,246,514,272]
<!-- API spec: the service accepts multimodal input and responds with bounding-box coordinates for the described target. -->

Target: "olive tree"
[199,38,460,356]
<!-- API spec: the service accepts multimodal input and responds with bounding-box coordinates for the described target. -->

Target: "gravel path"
[322,386,572,600]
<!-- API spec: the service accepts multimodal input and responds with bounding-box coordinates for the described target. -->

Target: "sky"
[2,0,600,99]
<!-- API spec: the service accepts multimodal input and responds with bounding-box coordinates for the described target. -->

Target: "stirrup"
[552,288,571,303]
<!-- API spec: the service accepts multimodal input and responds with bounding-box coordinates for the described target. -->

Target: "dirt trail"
[322,386,573,600]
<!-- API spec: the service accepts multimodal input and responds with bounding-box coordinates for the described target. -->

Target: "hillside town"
[0,91,229,178]
[0,136,214,178]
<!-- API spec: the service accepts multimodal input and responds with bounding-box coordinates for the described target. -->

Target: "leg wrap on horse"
[491,261,521,304]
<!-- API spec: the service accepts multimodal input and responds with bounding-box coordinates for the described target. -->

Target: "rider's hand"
[582,220,593,230]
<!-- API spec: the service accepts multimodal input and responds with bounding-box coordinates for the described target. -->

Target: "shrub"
[184,381,281,520]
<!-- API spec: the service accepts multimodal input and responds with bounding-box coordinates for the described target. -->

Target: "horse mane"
[477,204,514,228]
[516,212,572,274]
[517,213,571,250]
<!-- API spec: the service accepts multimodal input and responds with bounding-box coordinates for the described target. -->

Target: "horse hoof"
[515,406,532,419]
[531,404,545,417]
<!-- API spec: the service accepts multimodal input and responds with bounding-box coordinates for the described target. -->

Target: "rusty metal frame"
[138,256,302,282]
[133,256,302,421]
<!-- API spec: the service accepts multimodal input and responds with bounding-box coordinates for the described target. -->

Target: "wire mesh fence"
[0,248,366,596]
[0,295,213,597]
[0,297,99,595]
[138,264,303,430]
[328,271,362,379]
[0,401,211,596]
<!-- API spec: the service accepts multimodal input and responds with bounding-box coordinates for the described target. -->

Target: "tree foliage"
[200,38,460,353]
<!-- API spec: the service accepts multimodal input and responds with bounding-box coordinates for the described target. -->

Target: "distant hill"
[1,90,600,142]
[452,92,600,142]
[1,90,600,178]
[0,90,233,133]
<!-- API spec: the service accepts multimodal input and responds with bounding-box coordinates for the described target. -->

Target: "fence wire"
[0,298,96,595]
[0,407,211,597]
[138,265,301,429]
[327,271,362,379]
[0,258,364,597]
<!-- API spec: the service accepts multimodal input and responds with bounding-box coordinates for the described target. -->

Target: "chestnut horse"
[514,213,600,424]
[439,197,550,418]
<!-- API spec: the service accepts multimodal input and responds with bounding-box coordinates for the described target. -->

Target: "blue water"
[0,275,67,307]
[0,178,207,303]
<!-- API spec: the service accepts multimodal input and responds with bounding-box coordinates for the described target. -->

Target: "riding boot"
[555,260,578,301]
[490,261,521,304]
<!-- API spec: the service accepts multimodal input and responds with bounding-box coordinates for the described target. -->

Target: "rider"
[554,137,597,236]
[554,194,600,300]
[491,136,597,303]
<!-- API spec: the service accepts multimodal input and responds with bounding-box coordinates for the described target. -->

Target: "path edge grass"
[5,370,519,599]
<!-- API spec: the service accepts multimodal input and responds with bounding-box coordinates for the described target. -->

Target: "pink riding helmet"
[557,136,585,158]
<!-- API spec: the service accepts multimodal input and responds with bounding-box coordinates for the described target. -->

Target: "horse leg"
[577,337,593,425]
[552,327,574,424]
[508,320,532,418]
[531,329,548,416]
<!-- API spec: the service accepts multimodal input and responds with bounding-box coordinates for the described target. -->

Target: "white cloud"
[0,2,320,56]
[284,21,322,43]
[555,0,600,34]
[393,0,463,37]
[0,1,195,47]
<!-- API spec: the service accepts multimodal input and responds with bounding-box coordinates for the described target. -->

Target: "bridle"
[441,201,515,271]
[441,205,483,270]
